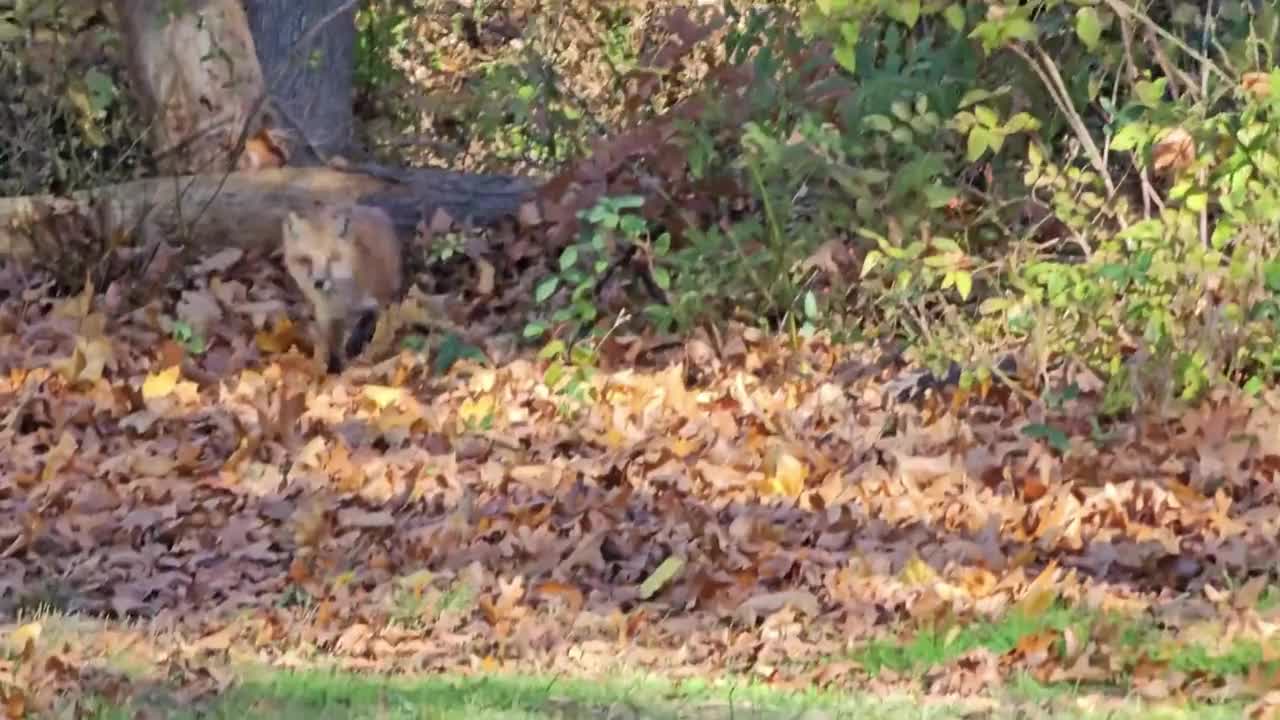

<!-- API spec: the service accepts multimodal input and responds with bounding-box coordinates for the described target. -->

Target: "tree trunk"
[114,0,267,175]
[243,0,358,164]
[80,0,533,283]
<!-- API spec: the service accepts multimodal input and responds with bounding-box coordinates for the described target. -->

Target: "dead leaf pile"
[2,238,1280,713]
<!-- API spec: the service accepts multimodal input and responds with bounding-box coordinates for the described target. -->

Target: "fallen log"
[0,164,534,263]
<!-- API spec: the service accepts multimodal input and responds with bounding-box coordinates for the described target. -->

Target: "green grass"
[66,663,1254,720]
[852,603,1092,675]
[65,662,1259,720]
[71,667,977,719]
[848,599,1280,685]
[27,596,1280,719]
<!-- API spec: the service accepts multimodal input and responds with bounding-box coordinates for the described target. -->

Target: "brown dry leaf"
[40,431,77,483]
[1243,71,1273,99]
[337,507,395,529]
[474,256,496,296]
[1152,127,1195,174]
[736,590,821,621]
[535,581,585,614]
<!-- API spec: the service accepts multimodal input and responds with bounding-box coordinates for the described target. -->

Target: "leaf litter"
[6,5,1280,715]
[4,241,1280,716]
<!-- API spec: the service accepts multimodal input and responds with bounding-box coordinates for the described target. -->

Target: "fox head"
[282,208,357,294]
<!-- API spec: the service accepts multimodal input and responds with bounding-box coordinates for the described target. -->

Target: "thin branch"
[1011,43,1116,198]
[1198,0,1214,249]
[1101,0,1231,85]
[1143,28,1197,100]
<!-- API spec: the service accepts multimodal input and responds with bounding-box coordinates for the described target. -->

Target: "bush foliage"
[6,0,1280,412]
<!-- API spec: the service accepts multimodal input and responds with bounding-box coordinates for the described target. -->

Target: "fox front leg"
[312,305,347,374]
[344,309,379,362]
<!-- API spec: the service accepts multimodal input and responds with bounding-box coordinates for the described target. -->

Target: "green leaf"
[885,0,921,28]
[535,276,560,303]
[1244,375,1265,396]
[923,184,958,208]
[943,4,966,31]
[863,114,894,133]
[958,88,995,108]
[559,247,578,272]
[433,334,486,375]
[1075,7,1102,49]
[0,20,21,43]
[833,43,857,74]
[1003,112,1039,134]
[1110,122,1147,152]
[860,249,884,278]
[543,359,565,387]
[538,339,567,360]
[638,555,686,599]
[804,290,819,320]
[1023,423,1070,454]
[979,297,1011,314]
[614,195,646,209]
[1003,17,1038,42]
[653,266,671,291]
[954,270,973,300]
[973,105,999,128]
[619,215,647,237]
[1135,79,1168,108]
[523,322,547,339]
[967,126,991,161]
[84,68,117,114]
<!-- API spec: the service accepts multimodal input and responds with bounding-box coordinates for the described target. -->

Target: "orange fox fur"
[281,203,402,372]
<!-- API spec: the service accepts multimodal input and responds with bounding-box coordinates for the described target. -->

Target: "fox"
[281,202,403,373]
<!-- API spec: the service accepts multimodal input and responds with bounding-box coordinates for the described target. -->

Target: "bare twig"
[1011,43,1116,198]
[1102,0,1231,85]
[1142,30,1198,100]
[1198,0,1214,249]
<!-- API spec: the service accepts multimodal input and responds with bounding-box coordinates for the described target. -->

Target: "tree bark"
[243,0,359,164]
[114,0,267,175]
[0,166,532,263]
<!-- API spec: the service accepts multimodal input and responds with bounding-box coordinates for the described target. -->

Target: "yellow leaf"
[6,621,41,654]
[362,385,402,409]
[669,437,700,458]
[78,337,112,383]
[255,317,298,354]
[762,452,807,497]
[899,553,939,586]
[1014,559,1060,618]
[54,274,94,319]
[602,426,626,449]
[142,364,181,400]
[459,394,495,426]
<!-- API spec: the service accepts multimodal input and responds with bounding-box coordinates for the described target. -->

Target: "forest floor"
[3,247,1280,719]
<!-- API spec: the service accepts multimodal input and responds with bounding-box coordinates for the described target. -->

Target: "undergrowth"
[6,0,1280,413]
